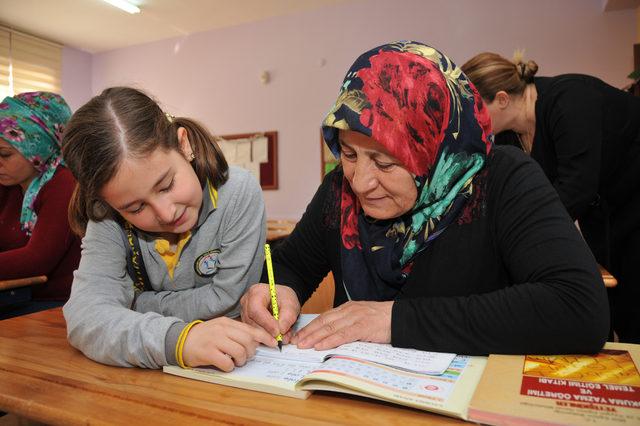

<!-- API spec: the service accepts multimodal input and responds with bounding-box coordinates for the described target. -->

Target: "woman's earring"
[189,153,195,162]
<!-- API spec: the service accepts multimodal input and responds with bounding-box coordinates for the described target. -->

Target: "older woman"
[462,52,640,343]
[0,92,80,317]
[241,42,609,355]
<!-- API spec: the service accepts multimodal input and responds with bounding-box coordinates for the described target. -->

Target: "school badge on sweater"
[195,249,221,277]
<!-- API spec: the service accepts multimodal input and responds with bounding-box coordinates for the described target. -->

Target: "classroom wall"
[637,6,640,41]
[61,47,92,112]
[71,0,635,219]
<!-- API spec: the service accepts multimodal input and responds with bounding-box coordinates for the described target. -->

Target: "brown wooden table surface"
[266,219,297,242]
[598,264,617,288]
[0,308,465,425]
[0,276,47,292]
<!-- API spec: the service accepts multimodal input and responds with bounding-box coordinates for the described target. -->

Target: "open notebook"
[164,315,487,419]
[254,314,456,375]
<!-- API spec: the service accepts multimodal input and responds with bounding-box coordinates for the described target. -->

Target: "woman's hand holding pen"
[240,283,301,343]
[291,301,393,350]
[182,317,277,371]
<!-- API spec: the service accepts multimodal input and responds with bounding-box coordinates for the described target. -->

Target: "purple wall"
[61,47,92,111]
[66,0,636,219]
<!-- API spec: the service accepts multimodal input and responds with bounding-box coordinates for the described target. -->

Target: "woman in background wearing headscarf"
[241,41,609,355]
[0,92,81,318]
[462,52,640,343]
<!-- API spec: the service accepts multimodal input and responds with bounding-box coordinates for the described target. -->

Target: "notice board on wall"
[217,131,278,190]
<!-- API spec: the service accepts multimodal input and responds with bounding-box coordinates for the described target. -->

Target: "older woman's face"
[339,130,417,220]
[0,139,38,190]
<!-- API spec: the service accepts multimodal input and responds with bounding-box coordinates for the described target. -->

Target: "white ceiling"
[0,0,354,53]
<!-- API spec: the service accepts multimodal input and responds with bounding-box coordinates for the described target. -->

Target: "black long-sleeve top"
[497,75,640,267]
[267,146,609,356]
[531,75,640,221]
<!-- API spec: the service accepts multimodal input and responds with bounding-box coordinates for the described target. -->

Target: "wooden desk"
[301,272,335,314]
[0,276,47,310]
[0,276,47,291]
[266,219,296,242]
[0,309,464,425]
[598,265,617,288]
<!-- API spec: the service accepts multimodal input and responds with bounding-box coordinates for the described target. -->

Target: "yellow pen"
[264,243,283,351]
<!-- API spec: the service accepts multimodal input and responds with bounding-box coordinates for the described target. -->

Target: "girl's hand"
[291,301,393,350]
[182,317,276,371]
[240,283,301,343]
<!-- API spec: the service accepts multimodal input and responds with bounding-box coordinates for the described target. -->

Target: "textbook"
[468,342,640,425]
[163,315,487,419]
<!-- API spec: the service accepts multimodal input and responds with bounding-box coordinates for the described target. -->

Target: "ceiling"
[0,0,354,53]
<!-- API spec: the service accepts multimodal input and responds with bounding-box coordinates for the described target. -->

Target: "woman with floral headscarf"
[241,42,609,355]
[0,92,81,316]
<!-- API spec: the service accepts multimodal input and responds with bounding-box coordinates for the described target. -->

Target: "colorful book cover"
[469,342,640,425]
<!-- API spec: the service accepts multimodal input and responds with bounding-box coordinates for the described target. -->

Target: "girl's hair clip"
[165,112,175,123]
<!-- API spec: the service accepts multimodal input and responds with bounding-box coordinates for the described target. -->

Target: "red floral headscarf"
[322,41,492,301]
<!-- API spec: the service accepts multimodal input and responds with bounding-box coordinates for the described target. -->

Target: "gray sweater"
[63,166,266,368]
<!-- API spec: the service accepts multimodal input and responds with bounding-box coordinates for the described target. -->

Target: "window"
[0,28,10,100]
[0,26,62,100]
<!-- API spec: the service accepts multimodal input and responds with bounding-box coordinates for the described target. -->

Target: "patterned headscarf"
[0,92,71,235]
[322,41,493,301]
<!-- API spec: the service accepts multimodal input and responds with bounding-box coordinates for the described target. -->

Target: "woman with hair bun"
[462,52,640,343]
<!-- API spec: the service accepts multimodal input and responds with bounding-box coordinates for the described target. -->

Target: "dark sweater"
[267,146,609,355]
[533,74,640,274]
[496,75,640,342]
[532,75,640,221]
[0,166,81,301]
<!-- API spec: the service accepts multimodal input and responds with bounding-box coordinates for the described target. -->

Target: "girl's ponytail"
[173,117,229,189]
[67,184,88,237]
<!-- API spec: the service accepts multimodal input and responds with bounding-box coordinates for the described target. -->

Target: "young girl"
[62,87,275,370]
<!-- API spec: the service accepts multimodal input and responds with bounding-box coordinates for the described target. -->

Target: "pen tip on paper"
[278,341,283,352]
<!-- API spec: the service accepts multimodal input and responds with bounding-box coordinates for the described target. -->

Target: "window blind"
[0,26,62,99]
[0,28,11,100]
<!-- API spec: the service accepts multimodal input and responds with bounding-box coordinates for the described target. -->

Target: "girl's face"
[101,130,203,236]
[0,139,38,191]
